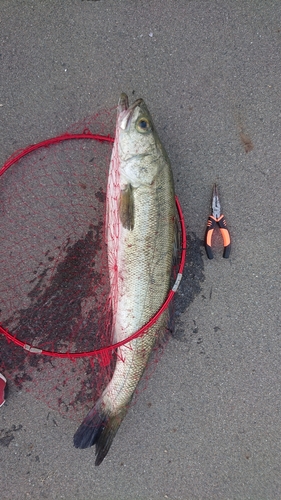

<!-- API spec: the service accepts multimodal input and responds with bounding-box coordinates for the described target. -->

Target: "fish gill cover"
[0,105,185,422]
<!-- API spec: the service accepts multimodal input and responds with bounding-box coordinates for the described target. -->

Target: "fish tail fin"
[94,412,125,466]
[73,400,105,450]
[73,399,127,466]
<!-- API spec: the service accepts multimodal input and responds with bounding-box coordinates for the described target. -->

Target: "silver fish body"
[74,93,176,465]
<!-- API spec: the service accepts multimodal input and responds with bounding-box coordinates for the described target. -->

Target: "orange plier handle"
[205,214,231,259]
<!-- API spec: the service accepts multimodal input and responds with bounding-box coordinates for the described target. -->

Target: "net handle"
[0,134,186,360]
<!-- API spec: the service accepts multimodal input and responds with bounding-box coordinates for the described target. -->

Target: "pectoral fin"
[119,184,135,230]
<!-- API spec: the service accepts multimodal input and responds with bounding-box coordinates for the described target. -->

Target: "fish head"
[115,93,167,187]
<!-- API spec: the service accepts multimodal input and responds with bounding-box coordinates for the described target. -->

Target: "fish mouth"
[118,93,144,130]
[118,93,129,113]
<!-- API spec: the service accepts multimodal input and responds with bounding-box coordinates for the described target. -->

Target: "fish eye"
[136,117,151,133]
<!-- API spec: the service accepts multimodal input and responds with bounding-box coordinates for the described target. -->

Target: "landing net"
[0,108,186,418]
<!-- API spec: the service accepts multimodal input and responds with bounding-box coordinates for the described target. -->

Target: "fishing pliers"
[205,184,231,259]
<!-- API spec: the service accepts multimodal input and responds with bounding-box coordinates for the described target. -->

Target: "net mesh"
[0,108,185,420]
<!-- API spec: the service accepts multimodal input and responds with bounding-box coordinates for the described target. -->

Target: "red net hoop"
[0,131,186,367]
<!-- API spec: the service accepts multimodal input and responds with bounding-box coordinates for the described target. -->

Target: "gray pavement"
[1,1,281,499]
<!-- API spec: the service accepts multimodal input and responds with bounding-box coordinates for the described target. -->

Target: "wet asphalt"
[1,1,281,499]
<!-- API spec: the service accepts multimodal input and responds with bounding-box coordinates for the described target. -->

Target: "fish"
[73,93,177,465]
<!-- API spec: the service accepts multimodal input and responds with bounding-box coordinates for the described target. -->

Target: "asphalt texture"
[1,1,281,499]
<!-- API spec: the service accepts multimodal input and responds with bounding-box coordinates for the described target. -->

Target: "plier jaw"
[205,184,231,260]
[211,184,221,220]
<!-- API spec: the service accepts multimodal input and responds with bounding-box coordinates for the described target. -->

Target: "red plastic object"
[0,373,7,407]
